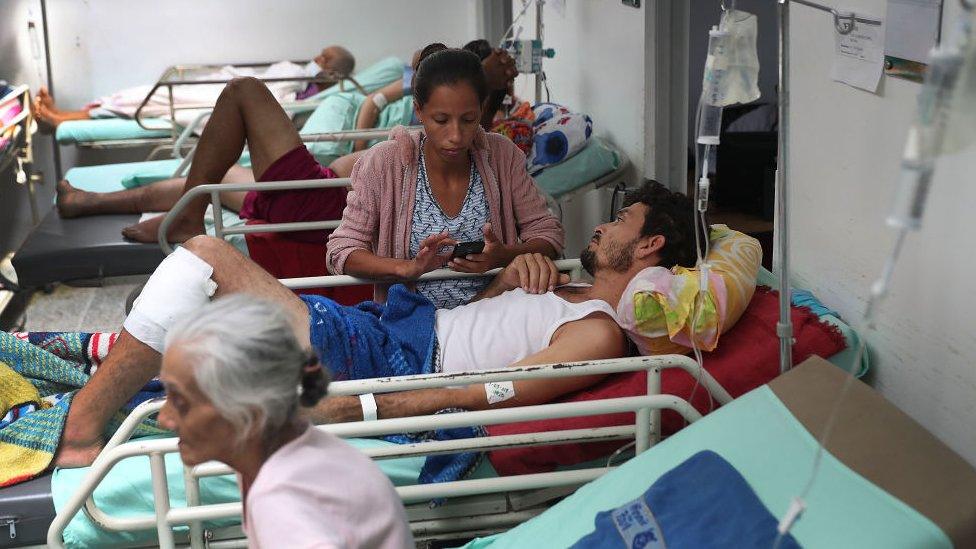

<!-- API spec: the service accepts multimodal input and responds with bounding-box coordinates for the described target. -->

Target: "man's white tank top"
[434,286,617,374]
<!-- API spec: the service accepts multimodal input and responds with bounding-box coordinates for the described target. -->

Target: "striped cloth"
[409,140,491,309]
[0,331,164,487]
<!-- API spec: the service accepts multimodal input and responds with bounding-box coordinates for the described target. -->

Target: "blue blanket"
[571,450,801,549]
[303,284,436,381]
[303,285,483,487]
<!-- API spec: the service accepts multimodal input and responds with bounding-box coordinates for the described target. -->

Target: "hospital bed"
[2,259,860,548]
[55,56,406,157]
[10,126,406,290]
[459,356,976,548]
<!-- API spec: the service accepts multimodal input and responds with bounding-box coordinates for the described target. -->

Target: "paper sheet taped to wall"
[831,11,885,93]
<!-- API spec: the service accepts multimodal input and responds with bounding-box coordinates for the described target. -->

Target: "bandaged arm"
[313,314,625,423]
[353,80,405,151]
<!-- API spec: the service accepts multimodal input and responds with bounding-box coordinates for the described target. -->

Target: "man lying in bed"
[34,45,356,129]
[55,181,700,467]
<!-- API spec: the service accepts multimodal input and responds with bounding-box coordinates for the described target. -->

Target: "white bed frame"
[48,355,730,549]
[72,60,361,155]
[45,262,734,548]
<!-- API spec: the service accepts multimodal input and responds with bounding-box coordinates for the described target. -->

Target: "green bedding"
[63,161,249,255]
[51,436,486,547]
[462,385,950,549]
[532,137,623,200]
[56,118,173,145]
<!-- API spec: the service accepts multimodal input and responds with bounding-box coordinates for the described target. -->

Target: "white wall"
[788,0,976,465]
[511,0,649,256]
[45,0,481,110]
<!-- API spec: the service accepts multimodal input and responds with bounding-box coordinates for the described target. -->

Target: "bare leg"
[121,77,302,243]
[56,165,255,218]
[185,236,310,344]
[33,97,91,130]
[56,235,309,467]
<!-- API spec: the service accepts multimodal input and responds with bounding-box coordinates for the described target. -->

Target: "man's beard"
[580,239,636,277]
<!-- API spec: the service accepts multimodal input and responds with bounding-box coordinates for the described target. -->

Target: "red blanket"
[244,220,372,304]
[486,286,847,476]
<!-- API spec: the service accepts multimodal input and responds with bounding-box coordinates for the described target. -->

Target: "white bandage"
[485,381,516,405]
[123,247,218,353]
[371,93,388,110]
[359,393,378,421]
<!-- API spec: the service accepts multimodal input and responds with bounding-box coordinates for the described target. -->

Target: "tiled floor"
[18,276,147,333]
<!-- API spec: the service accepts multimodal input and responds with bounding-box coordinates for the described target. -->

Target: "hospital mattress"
[55,118,173,145]
[12,161,247,287]
[463,357,976,549]
[12,210,167,287]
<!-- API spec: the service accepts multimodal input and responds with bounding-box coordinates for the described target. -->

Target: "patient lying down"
[55,181,701,467]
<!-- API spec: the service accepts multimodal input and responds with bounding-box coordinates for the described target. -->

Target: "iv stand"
[776,0,794,373]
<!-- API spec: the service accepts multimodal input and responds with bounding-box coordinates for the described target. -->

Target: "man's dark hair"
[413,44,489,108]
[625,180,703,269]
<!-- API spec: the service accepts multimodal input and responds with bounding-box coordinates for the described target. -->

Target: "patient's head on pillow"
[158,295,329,467]
[580,180,700,278]
[314,45,356,81]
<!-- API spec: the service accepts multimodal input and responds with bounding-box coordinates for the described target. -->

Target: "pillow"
[302,92,413,161]
[617,225,762,356]
[526,102,593,175]
[532,137,622,199]
[486,286,848,476]
[301,56,406,102]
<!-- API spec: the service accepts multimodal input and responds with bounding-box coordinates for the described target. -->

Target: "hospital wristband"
[371,93,389,110]
[359,393,378,421]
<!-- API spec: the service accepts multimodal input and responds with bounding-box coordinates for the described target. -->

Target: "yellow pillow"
[615,225,762,355]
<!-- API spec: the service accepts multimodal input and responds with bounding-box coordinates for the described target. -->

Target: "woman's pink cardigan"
[326,125,564,279]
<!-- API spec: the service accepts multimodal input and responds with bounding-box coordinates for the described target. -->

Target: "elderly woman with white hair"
[157,295,413,549]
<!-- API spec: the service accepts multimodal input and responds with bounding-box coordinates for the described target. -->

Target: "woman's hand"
[450,223,512,274]
[398,232,455,279]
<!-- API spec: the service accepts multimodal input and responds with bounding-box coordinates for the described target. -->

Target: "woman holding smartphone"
[327,44,563,309]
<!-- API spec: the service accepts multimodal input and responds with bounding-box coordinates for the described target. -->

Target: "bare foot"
[122,213,204,243]
[37,86,55,110]
[33,100,61,131]
[56,179,94,218]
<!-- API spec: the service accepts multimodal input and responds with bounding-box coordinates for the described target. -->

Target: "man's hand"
[496,252,570,295]
[482,48,518,91]
[450,223,511,273]
[397,232,455,279]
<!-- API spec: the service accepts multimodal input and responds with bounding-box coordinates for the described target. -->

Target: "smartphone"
[452,240,485,259]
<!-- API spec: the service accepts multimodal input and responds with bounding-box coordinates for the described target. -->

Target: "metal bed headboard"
[0,85,42,224]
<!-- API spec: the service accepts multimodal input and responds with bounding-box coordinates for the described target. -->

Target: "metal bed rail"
[169,124,420,178]
[0,84,42,223]
[159,124,421,254]
[50,354,731,548]
[133,59,358,133]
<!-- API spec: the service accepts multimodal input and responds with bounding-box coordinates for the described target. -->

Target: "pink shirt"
[243,427,413,549]
[326,126,565,301]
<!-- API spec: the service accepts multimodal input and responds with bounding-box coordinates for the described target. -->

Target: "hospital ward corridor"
[0,0,974,547]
